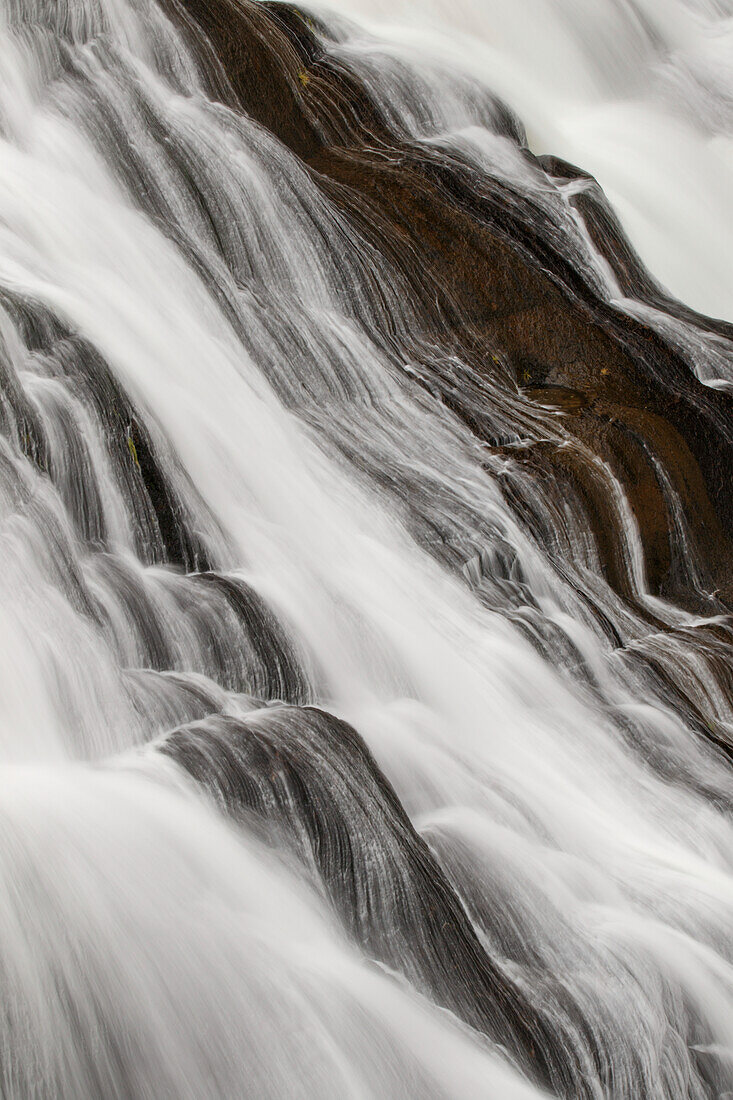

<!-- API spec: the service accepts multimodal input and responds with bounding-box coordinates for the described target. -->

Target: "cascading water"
[0,0,732,1096]
[308,0,733,322]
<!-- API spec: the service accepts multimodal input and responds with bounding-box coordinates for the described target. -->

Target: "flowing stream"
[0,0,732,1096]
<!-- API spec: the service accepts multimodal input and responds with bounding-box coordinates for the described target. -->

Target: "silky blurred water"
[0,0,731,1096]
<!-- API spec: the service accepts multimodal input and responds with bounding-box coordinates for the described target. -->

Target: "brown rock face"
[144,4,733,1095]
[167,0,733,614]
[159,0,733,768]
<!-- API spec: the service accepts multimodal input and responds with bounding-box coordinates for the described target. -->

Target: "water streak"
[0,0,732,1096]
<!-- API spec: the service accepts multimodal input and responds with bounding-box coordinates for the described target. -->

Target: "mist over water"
[0,0,732,1096]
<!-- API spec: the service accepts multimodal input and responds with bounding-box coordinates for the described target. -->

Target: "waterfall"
[308,0,733,322]
[0,0,732,1096]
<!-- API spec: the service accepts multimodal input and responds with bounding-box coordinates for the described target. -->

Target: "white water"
[0,0,731,1096]
[318,0,733,322]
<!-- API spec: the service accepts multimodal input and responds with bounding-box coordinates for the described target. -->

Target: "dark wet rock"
[169,0,733,611]
[160,704,597,1097]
